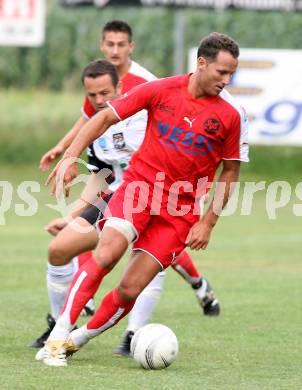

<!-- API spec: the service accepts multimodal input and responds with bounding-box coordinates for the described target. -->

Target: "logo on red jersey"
[183,116,196,128]
[204,118,220,133]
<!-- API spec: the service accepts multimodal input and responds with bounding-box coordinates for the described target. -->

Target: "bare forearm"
[68,198,91,219]
[68,171,110,218]
[203,162,240,227]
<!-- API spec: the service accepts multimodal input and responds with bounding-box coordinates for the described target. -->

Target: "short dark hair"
[102,20,132,42]
[81,59,119,88]
[197,32,239,61]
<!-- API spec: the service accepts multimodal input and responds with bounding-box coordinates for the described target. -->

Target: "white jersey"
[128,60,157,83]
[92,109,147,191]
[83,60,156,191]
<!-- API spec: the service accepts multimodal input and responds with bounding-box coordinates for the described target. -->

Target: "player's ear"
[197,56,207,71]
[100,38,104,53]
[129,40,134,55]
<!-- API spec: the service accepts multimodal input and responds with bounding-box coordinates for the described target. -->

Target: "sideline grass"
[1,165,302,390]
[0,89,82,164]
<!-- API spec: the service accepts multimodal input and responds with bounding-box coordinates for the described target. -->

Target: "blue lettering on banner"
[260,100,302,137]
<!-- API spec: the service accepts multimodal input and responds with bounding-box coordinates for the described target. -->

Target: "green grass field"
[1,164,301,390]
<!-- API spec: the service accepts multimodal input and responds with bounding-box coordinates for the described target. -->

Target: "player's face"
[84,74,118,111]
[100,31,134,69]
[197,51,238,96]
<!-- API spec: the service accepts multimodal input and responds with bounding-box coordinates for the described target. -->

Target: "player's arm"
[39,116,88,171]
[70,167,111,217]
[186,159,240,250]
[45,169,110,236]
[47,107,119,196]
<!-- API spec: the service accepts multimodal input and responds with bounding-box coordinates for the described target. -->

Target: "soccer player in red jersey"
[33,21,220,354]
[41,32,247,367]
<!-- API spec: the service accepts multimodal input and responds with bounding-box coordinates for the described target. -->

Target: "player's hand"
[46,157,78,197]
[45,217,70,236]
[185,221,213,250]
[39,145,65,171]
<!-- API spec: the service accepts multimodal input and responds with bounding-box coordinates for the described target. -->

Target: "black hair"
[197,32,239,61]
[81,59,119,87]
[102,20,132,42]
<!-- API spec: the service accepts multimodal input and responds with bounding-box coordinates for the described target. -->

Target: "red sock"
[87,288,135,333]
[77,251,93,267]
[61,255,109,325]
[172,250,201,284]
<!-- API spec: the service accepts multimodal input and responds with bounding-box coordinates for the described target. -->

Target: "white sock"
[127,271,165,333]
[194,278,208,300]
[69,325,91,347]
[47,262,76,319]
[85,299,95,311]
[48,313,72,342]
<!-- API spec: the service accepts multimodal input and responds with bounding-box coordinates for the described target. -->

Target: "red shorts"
[99,169,199,268]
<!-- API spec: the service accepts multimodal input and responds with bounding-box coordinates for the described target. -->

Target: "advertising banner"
[0,0,45,47]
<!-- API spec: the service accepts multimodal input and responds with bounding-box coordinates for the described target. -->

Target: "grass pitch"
[1,165,301,390]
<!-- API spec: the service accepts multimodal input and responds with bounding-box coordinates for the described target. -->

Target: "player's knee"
[118,280,141,301]
[48,241,69,266]
[93,246,119,271]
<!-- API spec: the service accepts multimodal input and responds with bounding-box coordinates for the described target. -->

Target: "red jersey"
[108,74,249,200]
[82,60,156,119]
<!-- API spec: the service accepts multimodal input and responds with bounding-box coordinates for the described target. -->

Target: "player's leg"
[172,250,220,316]
[73,252,96,316]
[66,214,188,362]
[38,221,133,366]
[113,270,165,356]
[51,224,130,335]
[71,197,114,318]
[30,217,98,348]
[47,217,98,316]
[67,250,162,355]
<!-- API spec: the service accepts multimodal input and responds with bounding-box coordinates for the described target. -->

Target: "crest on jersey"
[113,132,126,150]
[204,118,220,133]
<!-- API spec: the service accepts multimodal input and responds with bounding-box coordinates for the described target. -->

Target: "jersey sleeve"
[222,106,249,162]
[107,80,158,121]
[81,96,95,119]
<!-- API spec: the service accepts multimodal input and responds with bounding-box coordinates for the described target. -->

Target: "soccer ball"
[130,323,178,370]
